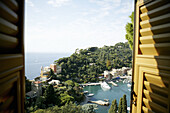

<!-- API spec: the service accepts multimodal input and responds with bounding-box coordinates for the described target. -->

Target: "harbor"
[82,81,131,113]
[80,76,131,87]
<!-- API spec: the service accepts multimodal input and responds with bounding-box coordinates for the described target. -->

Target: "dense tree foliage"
[82,104,97,113]
[25,80,84,112]
[55,42,132,83]
[34,103,97,113]
[118,98,123,113]
[125,12,134,49]
[109,99,117,113]
[44,85,58,106]
[25,77,31,93]
[122,95,127,113]
[34,103,85,113]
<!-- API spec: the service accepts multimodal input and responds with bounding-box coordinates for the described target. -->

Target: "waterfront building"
[122,67,131,76]
[110,69,117,76]
[127,69,132,76]
[104,70,112,80]
[44,66,51,72]
[110,68,122,76]
[40,66,50,81]
[50,64,57,73]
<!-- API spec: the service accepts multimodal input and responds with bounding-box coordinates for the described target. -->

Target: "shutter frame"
[0,0,25,112]
[131,0,170,113]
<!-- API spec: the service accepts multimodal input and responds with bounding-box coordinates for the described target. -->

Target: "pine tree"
[122,95,127,113]
[118,98,122,113]
[109,99,117,113]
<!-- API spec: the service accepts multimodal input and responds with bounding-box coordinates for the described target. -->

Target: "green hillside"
[55,42,132,83]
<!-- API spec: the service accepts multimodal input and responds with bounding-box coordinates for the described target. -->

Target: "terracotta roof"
[34,81,41,84]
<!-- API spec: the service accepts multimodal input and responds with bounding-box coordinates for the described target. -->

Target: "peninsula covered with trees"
[55,42,132,83]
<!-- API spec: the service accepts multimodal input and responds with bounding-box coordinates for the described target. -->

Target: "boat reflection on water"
[101,82,111,91]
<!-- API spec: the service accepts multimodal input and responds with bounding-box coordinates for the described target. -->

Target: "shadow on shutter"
[0,0,25,113]
[132,0,170,113]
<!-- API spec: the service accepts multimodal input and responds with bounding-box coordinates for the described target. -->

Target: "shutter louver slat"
[0,96,14,110]
[144,73,169,87]
[0,33,18,50]
[0,17,18,36]
[140,13,170,29]
[140,4,170,21]
[143,89,168,107]
[142,106,154,113]
[1,0,18,12]
[143,98,167,113]
[140,23,170,36]
[139,3,170,56]
[140,0,168,13]
[144,81,168,97]
[0,0,19,54]
[139,43,170,56]
[140,33,170,44]
[0,54,23,75]
[0,1,18,24]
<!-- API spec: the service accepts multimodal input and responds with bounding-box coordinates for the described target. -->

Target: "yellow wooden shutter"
[131,0,170,113]
[0,0,25,113]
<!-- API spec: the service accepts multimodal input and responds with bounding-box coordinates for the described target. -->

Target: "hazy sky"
[25,0,134,53]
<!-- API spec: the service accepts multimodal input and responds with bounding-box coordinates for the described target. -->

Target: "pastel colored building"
[50,64,57,73]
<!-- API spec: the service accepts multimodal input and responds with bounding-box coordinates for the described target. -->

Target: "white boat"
[127,107,130,111]
[87,93,94,97]
[127,83,131,87]
[84,91,89,94]
[101,82,111,90]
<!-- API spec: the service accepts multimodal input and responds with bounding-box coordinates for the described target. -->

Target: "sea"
[25,53,131,113]
[25,52,71,80]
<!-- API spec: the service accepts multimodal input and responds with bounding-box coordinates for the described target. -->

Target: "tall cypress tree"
[109,99,117,113]
[118,98,123,113]
[113,99,118,113]
[122,95,127,113]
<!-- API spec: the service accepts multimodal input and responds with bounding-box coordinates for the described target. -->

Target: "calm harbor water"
[83,82,131,113]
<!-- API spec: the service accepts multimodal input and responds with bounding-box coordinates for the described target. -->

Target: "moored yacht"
[87,93,94,97]
[101,82,111,90]
[127,83,131,87]
[84,91,89,94]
